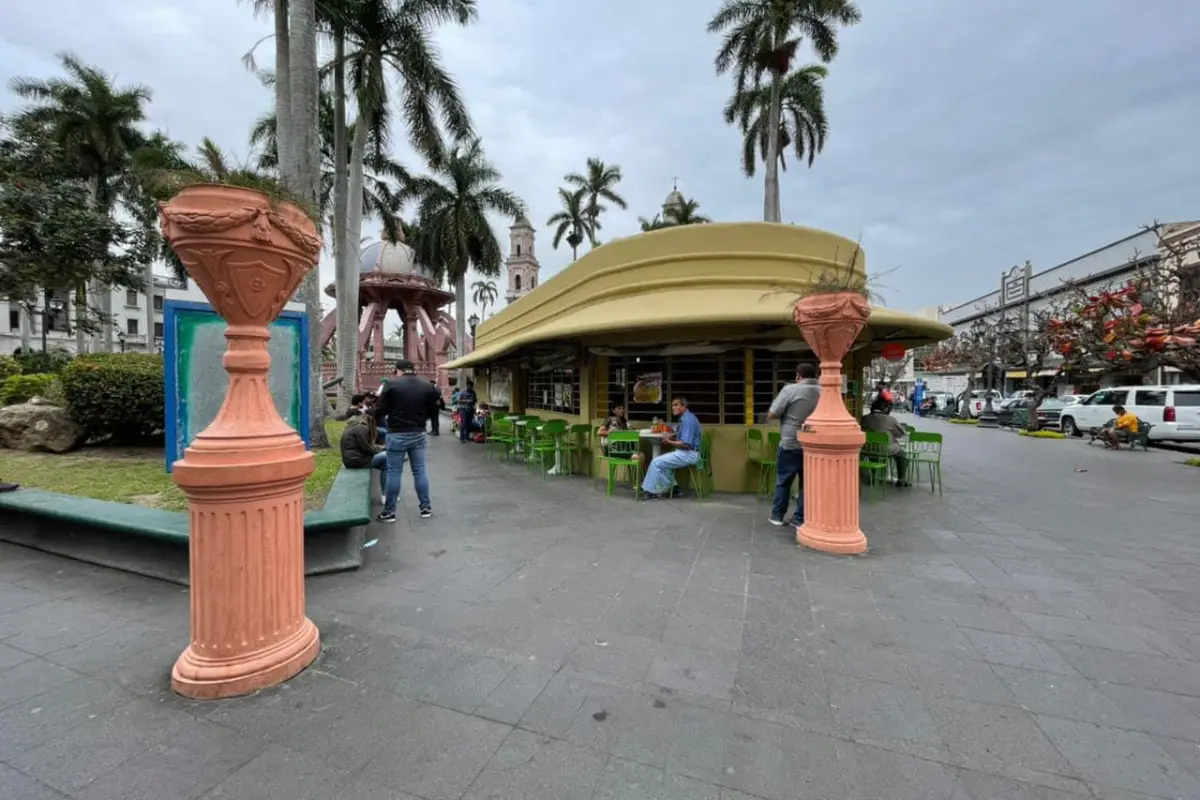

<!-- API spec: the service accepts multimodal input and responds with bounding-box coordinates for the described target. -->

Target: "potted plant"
[787,244,881,556]
[152,139,323,699]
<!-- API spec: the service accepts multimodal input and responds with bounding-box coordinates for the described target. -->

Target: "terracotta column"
[159,184,322,699]
[793,291,870,555]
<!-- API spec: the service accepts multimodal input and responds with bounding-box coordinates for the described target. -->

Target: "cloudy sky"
[3,0,1199,320]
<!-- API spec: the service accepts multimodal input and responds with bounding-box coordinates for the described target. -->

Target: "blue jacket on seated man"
[641,396,702,499]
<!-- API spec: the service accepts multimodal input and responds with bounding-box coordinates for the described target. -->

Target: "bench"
[998,408,1030,430]
[0,465,374,583]
[1087,420,1154,451]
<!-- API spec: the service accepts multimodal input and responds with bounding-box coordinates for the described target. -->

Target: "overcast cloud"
[3,0,1198,319]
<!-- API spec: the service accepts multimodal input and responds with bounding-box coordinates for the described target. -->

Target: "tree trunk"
[331,27,353,414]
[145,263,156,353]
[455,270,468,385]
[762,70,784,223]
[19,302,32,353]
[274,0,293,181]
[338,105,369,416]
[74,282,87,355]
[287,0,329,448]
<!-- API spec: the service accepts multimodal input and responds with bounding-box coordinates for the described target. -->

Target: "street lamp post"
[468,313,480,350]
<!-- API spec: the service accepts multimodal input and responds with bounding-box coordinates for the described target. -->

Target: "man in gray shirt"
[767,362,820,526]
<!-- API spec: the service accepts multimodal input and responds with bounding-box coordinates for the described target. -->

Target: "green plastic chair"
[679,430,715,500]
[486,417,516,462]
[526,420,567,478]
[860,431,890,501]
[907,431,943,495]
[601,430,643,499]
[563,423,593,475]
[746,429,776,501]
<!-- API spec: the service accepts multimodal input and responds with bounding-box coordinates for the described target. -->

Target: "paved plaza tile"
[2,418,1200,799]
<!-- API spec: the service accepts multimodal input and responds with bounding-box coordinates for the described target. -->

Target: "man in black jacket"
[373,359,440,522]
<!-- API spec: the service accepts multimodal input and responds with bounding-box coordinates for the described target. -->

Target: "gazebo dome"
[358,231,434,280]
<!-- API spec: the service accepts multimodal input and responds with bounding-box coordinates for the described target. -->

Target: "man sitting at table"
[641,396,701,500]
[860,396,910,487]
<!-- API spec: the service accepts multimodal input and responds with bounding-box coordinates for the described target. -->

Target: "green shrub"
[0,354,20,381]
[1019,429,1066,439]
[15,349,73,375]
[60,353,165,443]
[0,373,59,405]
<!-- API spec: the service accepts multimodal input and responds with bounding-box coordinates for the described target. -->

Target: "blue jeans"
[370,450,387,493]
[459,408,475,442]
[772,447,805,523]
[641,449,699,495]
[383,432,430,513]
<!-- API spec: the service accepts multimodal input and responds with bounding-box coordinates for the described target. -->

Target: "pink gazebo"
[320,228,457,398]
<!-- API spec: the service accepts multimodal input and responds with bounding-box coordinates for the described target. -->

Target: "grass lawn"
[0,420,348,512]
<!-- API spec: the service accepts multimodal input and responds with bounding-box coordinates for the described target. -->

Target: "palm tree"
[9,52,152,353]
[564,157,626,246]
[665,197,712,226]
[406,138,525,379]
[471,279,498,320]
[249,87,407,237]
[325,0,474,412]
[288,0,330,446]
[725,64,828,178]
[124,130,190,343]
[708,0,860,222]
[546,187,593,261]
[638,214,670,232]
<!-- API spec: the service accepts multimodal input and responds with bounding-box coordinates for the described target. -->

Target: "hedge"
[0,373,59,405]
[15,350,73,375]
[60,353,164,443]
[0,355,20,381]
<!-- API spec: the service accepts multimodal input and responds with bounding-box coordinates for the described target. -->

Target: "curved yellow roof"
[445,222,951,369]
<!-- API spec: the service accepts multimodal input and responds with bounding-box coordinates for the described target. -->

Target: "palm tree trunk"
[274,0,293,179]
[455,270,468,386]
[331,26,353,414]
[287,0,329,447]
[763,70,783,223]
[338,107,369,416]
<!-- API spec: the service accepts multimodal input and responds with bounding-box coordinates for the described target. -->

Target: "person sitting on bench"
[1100,404,1138,450]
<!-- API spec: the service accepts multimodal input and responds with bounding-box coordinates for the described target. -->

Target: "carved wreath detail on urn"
[158,204,322,259]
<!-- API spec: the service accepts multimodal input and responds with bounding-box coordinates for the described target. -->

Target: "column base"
[796,522,868,555]
[171,617,320,700]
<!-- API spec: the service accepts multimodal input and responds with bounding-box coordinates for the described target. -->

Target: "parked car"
[963,390,1004,418]
[1035,398,1068,429]
[1058,394,1084,406]
[1058,385,1200,441]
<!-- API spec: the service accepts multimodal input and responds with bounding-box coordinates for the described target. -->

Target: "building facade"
[2,273,305,357]
[918,224,1199,395]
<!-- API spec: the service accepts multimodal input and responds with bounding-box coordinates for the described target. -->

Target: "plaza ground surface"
[2,418,1200,800]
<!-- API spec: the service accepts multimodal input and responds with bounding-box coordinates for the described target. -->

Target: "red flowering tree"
[1047,224,1200,383]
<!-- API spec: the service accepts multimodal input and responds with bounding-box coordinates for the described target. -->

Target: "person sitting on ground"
[346,393,367,418]
[1100,404,1139,449]
[640,396,702,500]
[339,413,387,493]
[597,402,630,454]
[860,397,911,487]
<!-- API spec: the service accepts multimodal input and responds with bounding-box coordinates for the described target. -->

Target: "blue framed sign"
[163,300,310,472]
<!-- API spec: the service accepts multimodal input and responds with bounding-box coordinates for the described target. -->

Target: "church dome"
[663,189,684,209]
